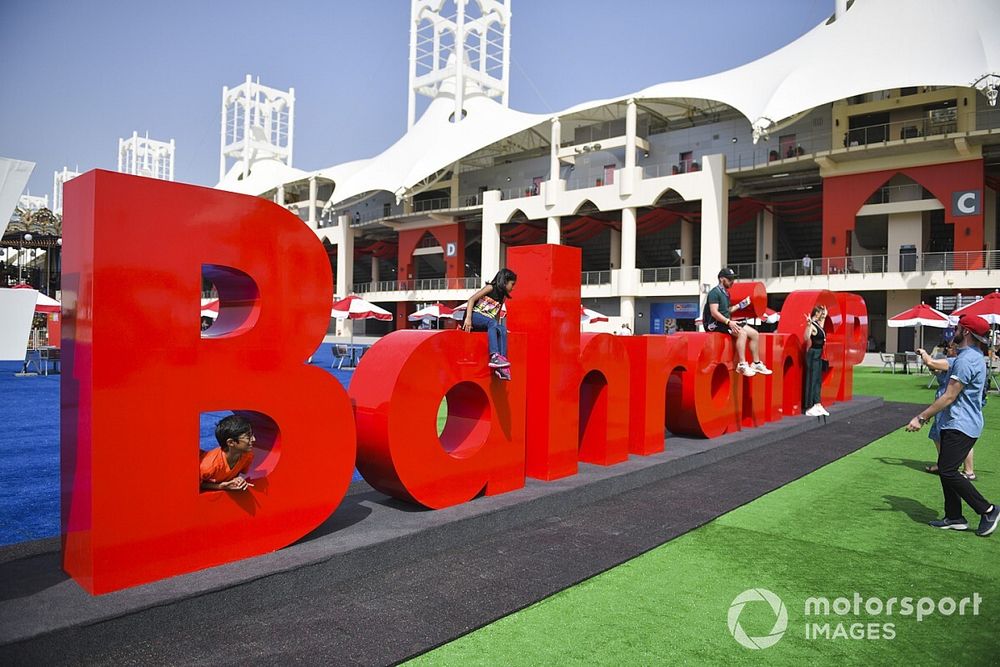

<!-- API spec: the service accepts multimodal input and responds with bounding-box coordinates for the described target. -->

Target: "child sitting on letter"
[200,414,255,491]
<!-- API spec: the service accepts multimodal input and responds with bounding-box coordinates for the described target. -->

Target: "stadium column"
[481,189,502,282]
[371,253,380,283]
[699,154,729,322]
[620,206,637,330]
[680,218,694,280]
[276,184,285,206]
[758,209,774,278]
[985,187,997,253]
[621,98,636,197]
[337,213,354,337]
[308,176,317,228]
[547,116,562,244]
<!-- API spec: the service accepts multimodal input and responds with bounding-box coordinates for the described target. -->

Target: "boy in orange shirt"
[200,414,255,491]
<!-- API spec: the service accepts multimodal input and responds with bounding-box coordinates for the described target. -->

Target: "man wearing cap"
[906,314,998,537]
[703,267,772,377]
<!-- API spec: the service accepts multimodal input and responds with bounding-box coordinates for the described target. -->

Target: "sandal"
[925,465,939,474]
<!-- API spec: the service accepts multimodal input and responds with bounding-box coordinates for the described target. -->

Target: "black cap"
[718,267,737,280]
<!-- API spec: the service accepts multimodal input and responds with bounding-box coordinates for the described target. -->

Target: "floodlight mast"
[408,0,511,129]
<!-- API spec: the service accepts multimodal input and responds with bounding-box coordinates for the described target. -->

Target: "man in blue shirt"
[907,314,998,537]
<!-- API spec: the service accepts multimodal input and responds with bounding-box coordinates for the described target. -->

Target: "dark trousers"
[938,429,992,519]
[804,347,823,409]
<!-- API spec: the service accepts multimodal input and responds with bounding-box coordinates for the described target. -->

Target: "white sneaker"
[737,362,757,377]
[805,405,821,417]
[817,405,830,416]
[750,361,773,375]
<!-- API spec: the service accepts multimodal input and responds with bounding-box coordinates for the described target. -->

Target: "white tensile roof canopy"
[236,0,1000,209]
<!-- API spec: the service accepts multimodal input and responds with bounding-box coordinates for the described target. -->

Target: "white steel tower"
[408,0,511,129]
[219,75,295,181]
[52,167,81,215]
[118,132,176,181]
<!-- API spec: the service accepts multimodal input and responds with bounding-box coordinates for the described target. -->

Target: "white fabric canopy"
[227,0,1000,206]
[0,157,35,238]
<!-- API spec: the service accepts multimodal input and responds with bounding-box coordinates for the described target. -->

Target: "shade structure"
[11,284,60,313]
[887,303,951,329]
[581,306,609,324]
[949,290,1000,325]
[408,303,455,321]
[888,303,950,351]
[331,295,393,321]
[200,298,219,320]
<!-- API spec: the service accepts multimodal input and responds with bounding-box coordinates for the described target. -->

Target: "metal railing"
[353,276,481,293]
[748,250,1000,279]
[567,169,615,191]
[639,266,700,283]
[499,185,540,201]
[864,183,932,205]
[411,196,453,213]
[581,270,611,285]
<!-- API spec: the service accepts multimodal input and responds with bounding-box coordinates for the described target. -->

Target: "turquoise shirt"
[938,346,987,439]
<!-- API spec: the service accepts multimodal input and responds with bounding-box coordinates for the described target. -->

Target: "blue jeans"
[471,311,507,358]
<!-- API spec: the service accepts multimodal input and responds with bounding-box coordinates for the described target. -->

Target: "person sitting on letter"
[703,267,772,378]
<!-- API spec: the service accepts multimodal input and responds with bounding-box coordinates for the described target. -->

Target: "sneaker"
[805,405,822,417]
[976,505,1000,537]
[488,353,507,369]
[929,517,969,530]
[495,354,511,368]
[494,367,511,382]
[750,361,773,375]
[962,471,977,481]
[736,362,757,377]
[817,405,830,416]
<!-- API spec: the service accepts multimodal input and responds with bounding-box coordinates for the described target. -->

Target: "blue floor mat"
[0,343,362,546]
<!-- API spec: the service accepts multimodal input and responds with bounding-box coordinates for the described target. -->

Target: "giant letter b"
[61,171,355,593]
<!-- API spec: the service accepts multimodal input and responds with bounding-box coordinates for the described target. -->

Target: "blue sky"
[0,0,831,198]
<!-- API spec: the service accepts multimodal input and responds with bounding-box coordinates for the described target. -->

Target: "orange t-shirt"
[199,448,253,484]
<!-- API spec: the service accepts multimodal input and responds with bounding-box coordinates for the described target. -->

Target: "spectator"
[803,305,829,417]
[463,268,516,381]
[906,315,997,536]
[918,342,975,478]
[702,268,772,378]
[802,254,813,275]
[200,415,255,491]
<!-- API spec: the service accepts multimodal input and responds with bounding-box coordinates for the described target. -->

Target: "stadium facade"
[215,0,1000,353]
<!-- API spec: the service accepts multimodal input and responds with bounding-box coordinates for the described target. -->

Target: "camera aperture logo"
[728,588,788,649]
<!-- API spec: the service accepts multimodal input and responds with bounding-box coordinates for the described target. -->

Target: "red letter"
[578,334,630,465]
[667,333,740,438]
[506,245,582,480]
[62,172,354,593]
[350,330,526,508]
[621,335,687,455]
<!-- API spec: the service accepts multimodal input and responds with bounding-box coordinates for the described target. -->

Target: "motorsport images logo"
[727,588,788,649]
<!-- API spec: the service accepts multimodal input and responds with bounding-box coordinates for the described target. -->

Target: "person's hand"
[905,416,923,432]
[221,477,249,491]
[729,321,742,335]
[463,318,472,332]
[917,348,927,357]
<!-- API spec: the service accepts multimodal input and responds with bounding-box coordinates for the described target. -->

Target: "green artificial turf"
[411,366,999,664]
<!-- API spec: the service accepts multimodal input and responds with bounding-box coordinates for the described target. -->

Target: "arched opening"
[438,382,491,459]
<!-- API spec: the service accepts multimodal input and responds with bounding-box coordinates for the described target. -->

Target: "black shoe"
[976,505,1000,537]
[494,367,511,382]
[929,517,969,530]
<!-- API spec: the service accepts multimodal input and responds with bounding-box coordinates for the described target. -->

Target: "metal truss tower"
[118,132,176,181]
[219,75,295,181]
[408,0,511,129]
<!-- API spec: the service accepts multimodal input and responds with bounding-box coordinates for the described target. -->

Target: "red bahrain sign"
[61,172,867,594]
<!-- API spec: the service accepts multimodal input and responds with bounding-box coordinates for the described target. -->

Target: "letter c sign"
[952,190,980,216]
